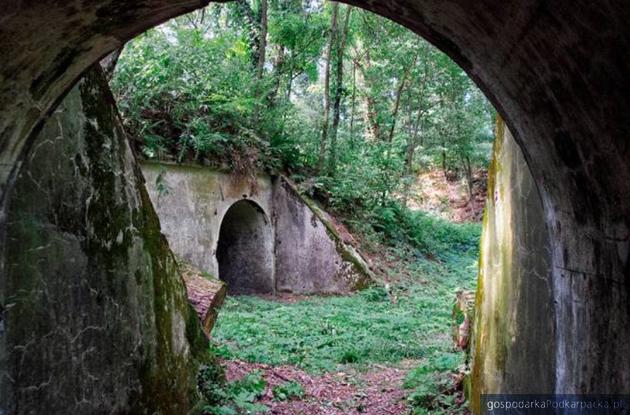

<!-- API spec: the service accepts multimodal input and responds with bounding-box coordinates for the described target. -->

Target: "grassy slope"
[211,217,480,412]
[213,250,478,373]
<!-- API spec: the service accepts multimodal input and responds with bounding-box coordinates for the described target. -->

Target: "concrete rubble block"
[177,257,227,337]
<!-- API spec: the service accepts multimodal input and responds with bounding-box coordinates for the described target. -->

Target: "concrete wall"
[470,119,555,411]
[1,68,206,413]
[142,164,274,278]
[142,163,371,294]
[4,1,630,398]
[273,178,370,293]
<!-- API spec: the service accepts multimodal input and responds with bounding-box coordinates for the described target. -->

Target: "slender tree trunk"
[404,109,423,176]
[349,58,357,149]
[328,5,352,176]
[269,45,286,103]
[442,143,448,180]
[257,0,268,80]
[356,47,380,141]
[317,2,339,173]
[355,16,382,142]
[462,154,475,208]
[286,59,294,100]
[387,52,418,143]
[236,0,260,68]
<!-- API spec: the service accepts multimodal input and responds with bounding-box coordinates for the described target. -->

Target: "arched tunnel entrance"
[2,0,630,412]
[216,200,274,295]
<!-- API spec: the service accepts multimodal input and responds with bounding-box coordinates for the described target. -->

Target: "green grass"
[212,230,479,375]
[211,218,480,414]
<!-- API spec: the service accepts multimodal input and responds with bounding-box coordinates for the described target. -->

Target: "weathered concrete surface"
[142,163,371,294]
[470,119,555,411]
[1,67,207,414]
[2,0,630,402]
[142,163,274,277]
[273,179,373,293]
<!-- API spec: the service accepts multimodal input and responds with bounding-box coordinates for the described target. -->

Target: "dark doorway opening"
[216,199,274,295]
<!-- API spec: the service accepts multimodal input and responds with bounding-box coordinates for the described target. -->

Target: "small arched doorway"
[216,199,275,295]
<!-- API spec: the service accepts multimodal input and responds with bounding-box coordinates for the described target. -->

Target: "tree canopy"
[112,0,494,247]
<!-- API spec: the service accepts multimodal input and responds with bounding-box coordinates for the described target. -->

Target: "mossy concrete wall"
[470,119,555,411]
[272,178,373,293]
[142,164,371,294]
[0,67,206,413]
[142,163,274,282]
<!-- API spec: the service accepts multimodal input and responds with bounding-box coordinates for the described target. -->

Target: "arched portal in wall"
[1,0,630,406]
[216,199,274,295]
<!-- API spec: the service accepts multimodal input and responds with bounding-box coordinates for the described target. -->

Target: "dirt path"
[224,360,410,415]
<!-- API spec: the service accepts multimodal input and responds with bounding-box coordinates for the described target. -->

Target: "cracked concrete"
[0,67,204,414]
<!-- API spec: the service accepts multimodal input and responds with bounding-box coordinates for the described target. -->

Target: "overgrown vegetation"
[111,1,491,413]
[198,365,270,414]
[272,381,305,401]
[112,0,494,220]
[212,219,479,413]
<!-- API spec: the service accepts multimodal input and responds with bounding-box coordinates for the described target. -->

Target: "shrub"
[272,381,305,401]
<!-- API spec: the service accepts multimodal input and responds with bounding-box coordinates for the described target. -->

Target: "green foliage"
[368,201,481,258]
[272,381,305,401]
[200,370,269,415]
[112,2,494,211]
[213,219,479,374]
[403,353,467,414]
[360,285,389,302]
[112,5,492,413]
[212,218,478,413]
[198,363,227,407]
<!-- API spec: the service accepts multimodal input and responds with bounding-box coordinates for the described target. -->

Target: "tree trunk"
[317,2,339,174]
[286,59,294,100]
[462,154,475,208]
[269,45,286,103]
[401,106,425,207]
[236,0,260,68]
[404,109,423,176]
[257,0,268,80]
[387,52,418,143]
[349,58,357,148]
[356,47,380,141]
[442,144,448,180]
[328,5,352,176]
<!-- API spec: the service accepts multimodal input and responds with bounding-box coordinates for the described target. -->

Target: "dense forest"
[112,0,493,249]
[111,1,495,413]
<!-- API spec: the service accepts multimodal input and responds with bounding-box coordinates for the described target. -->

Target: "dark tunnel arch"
[216,199,274,295]
[0,0,629,401]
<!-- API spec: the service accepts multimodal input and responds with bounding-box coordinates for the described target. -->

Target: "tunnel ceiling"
[1,0,629,395]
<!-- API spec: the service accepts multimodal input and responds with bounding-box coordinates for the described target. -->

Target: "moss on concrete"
[279,176,375,289]
[2,66,212,413]
[469,118,554,413]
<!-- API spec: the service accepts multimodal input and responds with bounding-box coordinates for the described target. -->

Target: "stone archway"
[0,0,630,409]
[216,200,274,295]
